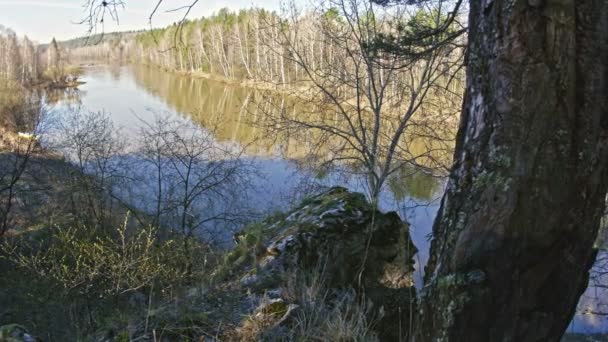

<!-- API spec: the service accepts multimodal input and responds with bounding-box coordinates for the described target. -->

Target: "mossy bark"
[417,0,608,341]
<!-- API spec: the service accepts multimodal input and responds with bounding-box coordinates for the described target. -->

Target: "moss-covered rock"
[230,186,418,341]
[250,187,417,290]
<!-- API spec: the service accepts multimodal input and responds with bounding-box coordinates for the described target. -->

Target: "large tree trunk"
[417,0,608,341]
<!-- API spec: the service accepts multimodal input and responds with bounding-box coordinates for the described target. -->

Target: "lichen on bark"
[417,0,608,341]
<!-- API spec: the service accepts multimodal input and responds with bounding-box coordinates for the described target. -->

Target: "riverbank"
[122,61,462,130]
[86,60,372,109]
[132,61,316,99]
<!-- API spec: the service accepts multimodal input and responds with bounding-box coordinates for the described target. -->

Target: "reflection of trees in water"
[108,64,121,81]
[388,166,441,202]
[44,87,83,106]
[0,83,45,134]
[129,64,317,158]
[129,65,261,145]
[127,65,455,203]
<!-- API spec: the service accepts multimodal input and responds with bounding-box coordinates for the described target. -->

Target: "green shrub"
[0,214,215,339]
[0,77,25,131]
[4,215,191,296]
[42,65,83,85]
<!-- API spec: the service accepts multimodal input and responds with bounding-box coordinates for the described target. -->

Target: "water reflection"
[389,166,441,202]
[129,65,328,160]
[44,87,82,107]
[128,64,455,170]
[48,63,446,256]
[45,65,607,334]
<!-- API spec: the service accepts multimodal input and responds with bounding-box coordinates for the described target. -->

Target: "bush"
[42,66,83,86]
[5,216,186,296]
[0,214,214,339]
[0,77,25,132]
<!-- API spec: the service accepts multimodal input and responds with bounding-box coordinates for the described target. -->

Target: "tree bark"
[417,0,608,341]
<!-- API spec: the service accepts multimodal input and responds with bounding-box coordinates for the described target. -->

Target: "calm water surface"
[46,65,606,334]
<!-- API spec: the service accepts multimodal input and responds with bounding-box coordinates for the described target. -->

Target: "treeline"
[0,25,83,147]
[67,7,463,86]
[0,26,81,91]
[68,8,292,82]
[0,25,41,86]
[136,8,293,82]
[59,30,141,49]
[0,26,44,136]
[62,31,141,61]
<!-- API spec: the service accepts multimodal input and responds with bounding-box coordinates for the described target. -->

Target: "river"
[44,64,607,335]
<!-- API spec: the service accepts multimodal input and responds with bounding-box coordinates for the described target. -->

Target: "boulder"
[248,187,417,289]
[234,187,418,341]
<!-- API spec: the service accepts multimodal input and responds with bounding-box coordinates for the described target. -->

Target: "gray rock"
[236,187,418,341]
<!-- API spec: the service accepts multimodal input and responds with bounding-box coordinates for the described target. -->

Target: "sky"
[0,0,280,43]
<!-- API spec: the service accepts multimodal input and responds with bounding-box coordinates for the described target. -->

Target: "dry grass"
[285,271,380,342]
[229,268,380,342]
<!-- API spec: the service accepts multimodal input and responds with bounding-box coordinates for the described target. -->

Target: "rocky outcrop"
[230,187,418,341]
[245,187,416,288]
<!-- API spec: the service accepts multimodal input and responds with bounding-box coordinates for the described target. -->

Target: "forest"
[0,0,607,341]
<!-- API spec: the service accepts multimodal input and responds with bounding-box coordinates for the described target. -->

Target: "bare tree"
[0,26,42,85]
[55,110,127,227]
[136,115,255,249]
[80,0,199,39]
[258,0,464,203]
[0,105,47,237]
[79,0,126,36]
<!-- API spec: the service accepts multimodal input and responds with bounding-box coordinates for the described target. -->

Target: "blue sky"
[0,0,280,43]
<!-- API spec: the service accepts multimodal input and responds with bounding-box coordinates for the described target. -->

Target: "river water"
[45,64,607,334]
